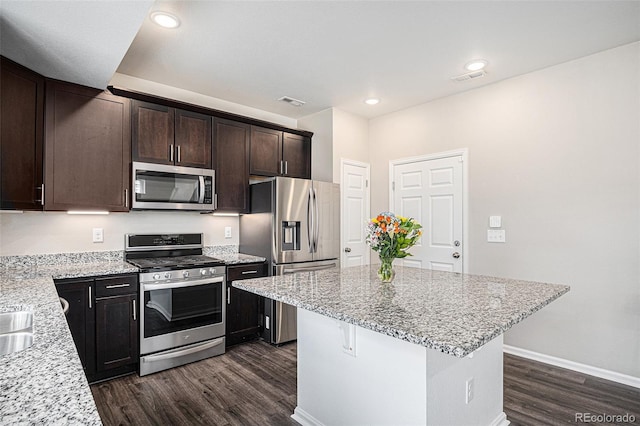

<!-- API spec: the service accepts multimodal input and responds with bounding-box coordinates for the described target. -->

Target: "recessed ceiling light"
[150,11,180,29]
[365,98,380,105]
[465,59,488,72]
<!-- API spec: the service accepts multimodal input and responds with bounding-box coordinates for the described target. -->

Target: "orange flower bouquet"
[365,212,423,282]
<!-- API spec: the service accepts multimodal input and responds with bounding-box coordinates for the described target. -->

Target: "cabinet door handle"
[241,270,258,275]
[227,287,230,305]
[105,283,130,289]
[284,161,288,175]
[36,184,45,206]
[170,144,174,162]
[88,286,92,309]
[132,299,137,321]
[280,160,283,175]
[124,189,128,208]
[177,145,181,163]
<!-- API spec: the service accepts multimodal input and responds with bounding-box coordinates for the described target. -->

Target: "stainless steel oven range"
[125,233,226,376]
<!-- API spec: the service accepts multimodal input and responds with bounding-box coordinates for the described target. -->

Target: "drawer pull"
[105,283,131,289]
[241,270,258,275]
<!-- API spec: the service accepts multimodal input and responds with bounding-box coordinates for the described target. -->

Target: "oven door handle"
[142,276,224,291]
[141,338,225,363]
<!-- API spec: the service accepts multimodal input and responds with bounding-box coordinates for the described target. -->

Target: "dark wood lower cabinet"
[55,278,95,375]
[226,263,268,346]
[96,293,138,372]
[56,273,138,383]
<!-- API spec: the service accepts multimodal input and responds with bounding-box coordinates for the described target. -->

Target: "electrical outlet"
[465,377,474,404]
[224,226,232,239]
[487,229,506,243]
[92,228,104,243]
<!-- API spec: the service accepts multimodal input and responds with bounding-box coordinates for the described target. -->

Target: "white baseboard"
[489,412,510,426]
[503,345,640,389]
[292,407,324,426]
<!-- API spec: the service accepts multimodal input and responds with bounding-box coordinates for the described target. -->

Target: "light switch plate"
[489,216,502,228]
[487,229,506,243]
[224,226,232,239]
[92,228,104,243]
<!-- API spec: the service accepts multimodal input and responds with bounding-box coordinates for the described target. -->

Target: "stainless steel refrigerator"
[239,177,340,344]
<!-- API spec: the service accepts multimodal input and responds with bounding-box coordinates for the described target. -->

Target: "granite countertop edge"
[232,270,570,358]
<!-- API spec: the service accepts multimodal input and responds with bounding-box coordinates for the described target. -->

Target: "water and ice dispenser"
[282,221,300,251]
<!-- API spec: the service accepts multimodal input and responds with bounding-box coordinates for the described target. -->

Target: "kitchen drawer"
[227,263,268,281]
[95,274,138,298]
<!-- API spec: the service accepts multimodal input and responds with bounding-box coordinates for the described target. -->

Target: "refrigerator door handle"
[307,187,314,253]
[313,188,320,253]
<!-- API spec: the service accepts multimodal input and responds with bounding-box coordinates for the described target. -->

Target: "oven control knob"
[183,271,189,278]
[209,268,217,275]
[153,273,161,281]
[200,269,207,276]
[164,272,171,279]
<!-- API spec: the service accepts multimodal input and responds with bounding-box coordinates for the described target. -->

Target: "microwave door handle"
[198,176,205,204]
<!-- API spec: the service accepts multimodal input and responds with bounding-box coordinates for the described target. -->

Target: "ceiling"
[0,1,152,89]
[2,1,640,120]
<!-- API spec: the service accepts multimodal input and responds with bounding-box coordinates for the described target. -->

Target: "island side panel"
[293,308,508,426]
[293,308,428,426]
[426,335,507,426]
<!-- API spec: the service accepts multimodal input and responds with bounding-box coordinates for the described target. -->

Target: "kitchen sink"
[0,310,34,356]
[0,332,33,356]
[0,311,33,334]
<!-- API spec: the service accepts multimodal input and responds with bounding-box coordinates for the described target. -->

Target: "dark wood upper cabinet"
[175,109,212,168]
[283,132,311,179]
[131,101,174,165]
[213,118,249,213]
[250,126,311,179]
[132,101,212,168]
[0,57,45,210]
[249,126,283,176]
[44,80,131,211]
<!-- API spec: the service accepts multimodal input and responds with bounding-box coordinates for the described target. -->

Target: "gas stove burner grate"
[126,255,225,271]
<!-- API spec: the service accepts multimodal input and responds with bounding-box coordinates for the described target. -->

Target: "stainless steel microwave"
[131,162,216,211]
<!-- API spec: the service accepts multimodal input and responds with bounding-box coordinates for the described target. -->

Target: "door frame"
[389,148,469,273]
[340,158,371,267]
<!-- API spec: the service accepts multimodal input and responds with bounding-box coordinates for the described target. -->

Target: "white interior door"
[341,160,371,267]
[391,154,464,272]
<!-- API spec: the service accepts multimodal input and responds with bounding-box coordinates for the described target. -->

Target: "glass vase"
[377,256,396,283]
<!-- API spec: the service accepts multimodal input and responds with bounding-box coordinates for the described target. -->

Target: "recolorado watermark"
[575,412,636,423]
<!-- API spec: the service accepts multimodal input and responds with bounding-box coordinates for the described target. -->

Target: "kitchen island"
[233,264,570,426]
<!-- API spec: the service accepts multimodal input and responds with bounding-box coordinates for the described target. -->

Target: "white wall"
[332,108,370,183]
[368,42,640,378]
[298,108,333,182]
[0,212,238,255]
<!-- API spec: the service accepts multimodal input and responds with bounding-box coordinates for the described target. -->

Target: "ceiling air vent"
[278,96,306,107]
[451,69,487,82]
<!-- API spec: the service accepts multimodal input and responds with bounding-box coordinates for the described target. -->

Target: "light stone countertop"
[233,264,570,358]
[0,260,137,426]
[0,247,262,425]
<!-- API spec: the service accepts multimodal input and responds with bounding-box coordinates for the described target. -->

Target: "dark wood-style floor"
[91,341,640,425]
